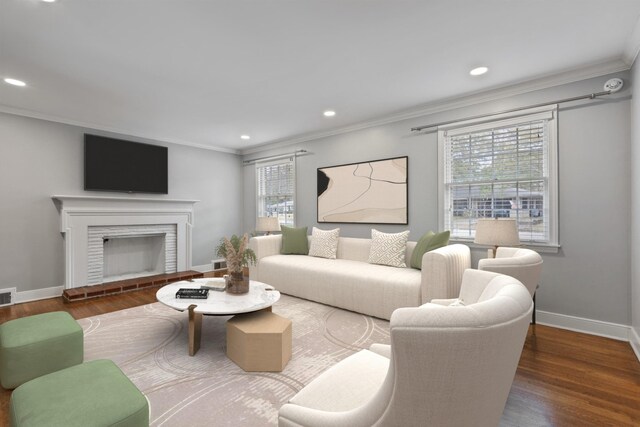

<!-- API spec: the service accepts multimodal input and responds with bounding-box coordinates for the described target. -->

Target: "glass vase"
[226,271,249,294]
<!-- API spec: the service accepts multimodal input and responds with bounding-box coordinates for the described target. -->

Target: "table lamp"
[474,218,520,258]
[256,217,281,235]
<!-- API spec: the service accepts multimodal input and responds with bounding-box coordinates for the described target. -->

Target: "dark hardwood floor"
[504,325,640,426]
[1,280,639,426]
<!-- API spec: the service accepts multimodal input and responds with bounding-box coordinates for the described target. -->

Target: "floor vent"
[0,287,17,307]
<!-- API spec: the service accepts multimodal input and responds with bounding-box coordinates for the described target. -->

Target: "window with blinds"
[256,157,296,227]
[438,106,558,245]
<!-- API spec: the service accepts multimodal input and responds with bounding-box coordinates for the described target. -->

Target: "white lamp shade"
[256,217,281,233]
[474,219,520,247]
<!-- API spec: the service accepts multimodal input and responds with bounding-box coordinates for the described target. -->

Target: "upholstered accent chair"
[278,269,533,427]
[478,247,543,323]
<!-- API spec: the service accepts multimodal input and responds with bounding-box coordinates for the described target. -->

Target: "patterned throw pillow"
[367,229,410,268]
[308,227,340,259]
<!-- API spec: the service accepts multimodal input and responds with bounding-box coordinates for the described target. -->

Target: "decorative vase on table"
[225,272,249,294]
[216,233,257,295]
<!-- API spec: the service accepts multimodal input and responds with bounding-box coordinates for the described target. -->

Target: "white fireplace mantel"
[52,195,199,289]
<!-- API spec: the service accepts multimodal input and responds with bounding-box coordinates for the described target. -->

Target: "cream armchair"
[278,269,533,427]
[478,247,542,323]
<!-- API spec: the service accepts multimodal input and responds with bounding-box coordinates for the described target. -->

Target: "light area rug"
[78,295,391,427]
[79,295,537,427]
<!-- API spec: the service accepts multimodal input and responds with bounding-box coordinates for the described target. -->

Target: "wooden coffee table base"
[188,305,202,356]
[187,305,273,356]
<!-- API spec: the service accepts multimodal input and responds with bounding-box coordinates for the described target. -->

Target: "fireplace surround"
[52,195,198,289]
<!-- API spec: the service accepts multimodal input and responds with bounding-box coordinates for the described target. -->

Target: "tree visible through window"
[256,158,296,227]
[439,106,558,245]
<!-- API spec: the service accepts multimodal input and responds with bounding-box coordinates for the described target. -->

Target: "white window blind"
[438,106,558,245]
[256,157,296,227]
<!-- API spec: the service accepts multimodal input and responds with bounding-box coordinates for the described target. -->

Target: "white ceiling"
[2,1,640,154]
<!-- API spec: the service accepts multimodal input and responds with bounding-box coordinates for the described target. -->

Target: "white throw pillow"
[367,229,409,268]
[308,227,340,259]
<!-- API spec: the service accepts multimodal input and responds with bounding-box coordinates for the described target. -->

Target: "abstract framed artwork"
[317,156,408,224]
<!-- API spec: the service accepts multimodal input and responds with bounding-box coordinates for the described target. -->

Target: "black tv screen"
[84,134,168,194]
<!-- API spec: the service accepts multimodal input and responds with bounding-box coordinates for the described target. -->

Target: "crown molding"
[0,105,239,155]
[624,16,640,66]
[241,58,630,156]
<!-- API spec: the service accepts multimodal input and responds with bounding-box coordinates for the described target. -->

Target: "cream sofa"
[249,235,470,320]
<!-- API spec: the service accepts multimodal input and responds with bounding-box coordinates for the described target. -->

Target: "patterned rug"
[78,295,391,427]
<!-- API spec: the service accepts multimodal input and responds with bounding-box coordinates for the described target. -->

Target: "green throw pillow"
[410,231,434,269]
[410,230,450,269]
[281,226,309,255]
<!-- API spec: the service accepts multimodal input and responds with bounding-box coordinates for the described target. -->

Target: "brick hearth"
[62,270,205,302]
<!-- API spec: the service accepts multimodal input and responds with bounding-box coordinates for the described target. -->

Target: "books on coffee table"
[175,288,210,299]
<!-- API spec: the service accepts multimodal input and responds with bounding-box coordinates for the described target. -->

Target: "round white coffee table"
[156,278,280,355]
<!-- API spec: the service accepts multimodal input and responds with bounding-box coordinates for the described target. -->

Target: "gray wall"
[632,62,640,346]
[243,72,632,326]
[0,112,244,293]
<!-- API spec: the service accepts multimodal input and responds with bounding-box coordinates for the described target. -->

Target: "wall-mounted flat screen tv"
[84,134,168,194]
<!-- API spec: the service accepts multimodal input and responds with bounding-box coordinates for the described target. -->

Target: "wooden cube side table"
[226,311,292,372]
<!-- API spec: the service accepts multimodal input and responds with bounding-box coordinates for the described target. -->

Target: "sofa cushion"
[288,349,389,411]
[308,227,340,259]
[258,254,421,319]
[336,237,372,262]
[281,226,309,255]
[410,230,450,269]
[368,229,409,268]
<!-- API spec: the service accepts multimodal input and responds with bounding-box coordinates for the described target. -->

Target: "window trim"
[255,156,297,227]
[437,105,559,247]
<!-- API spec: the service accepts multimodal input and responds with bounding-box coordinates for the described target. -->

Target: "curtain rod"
[242,149,308,165]
[410,89,614,133]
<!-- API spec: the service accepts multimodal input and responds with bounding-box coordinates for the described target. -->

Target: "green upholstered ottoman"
[0,311,83,389]
[10,359,149,427]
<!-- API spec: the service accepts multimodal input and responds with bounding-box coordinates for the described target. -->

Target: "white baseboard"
[630,327,640,362]
[15,286,63,304]
[537,310,630,342]
[191,264,213,273]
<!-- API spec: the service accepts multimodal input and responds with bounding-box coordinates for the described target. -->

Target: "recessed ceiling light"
[4,78,26,87]
[470,67,489,76]
[41,0,56,3]
[323,110,336,117]
[240,135,251,140]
